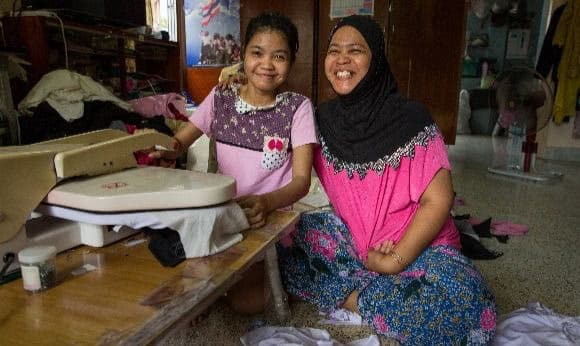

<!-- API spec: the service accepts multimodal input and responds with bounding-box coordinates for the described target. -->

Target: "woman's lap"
[278,211,497,345]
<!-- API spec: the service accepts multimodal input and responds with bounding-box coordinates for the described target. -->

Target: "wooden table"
[0,210,299,345]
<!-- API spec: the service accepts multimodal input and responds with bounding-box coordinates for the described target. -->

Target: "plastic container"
[18,245,57,293]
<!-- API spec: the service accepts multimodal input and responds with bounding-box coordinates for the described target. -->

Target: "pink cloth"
[315,134,461,258]
[469,217,529,236]
[128,93,187,120]
[191,88,317,197]
[491,220,529,236]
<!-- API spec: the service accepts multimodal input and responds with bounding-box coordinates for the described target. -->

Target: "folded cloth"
[36,201,249,258]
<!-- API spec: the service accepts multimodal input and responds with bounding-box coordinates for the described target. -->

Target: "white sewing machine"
[0,129,237,279]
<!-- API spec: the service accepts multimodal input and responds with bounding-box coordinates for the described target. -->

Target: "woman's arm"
[366,168,454,274]
[237,143,314,228]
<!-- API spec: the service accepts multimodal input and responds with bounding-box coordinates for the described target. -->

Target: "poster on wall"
[184,0,241,67]
[330,0,374,19]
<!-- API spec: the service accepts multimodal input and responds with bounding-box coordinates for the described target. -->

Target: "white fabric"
[319,308,364,326]
[240,326,380,346]
[18,69,132,121]
[492,302,580,346]
[187,134,211,173]
[35,201,249,258]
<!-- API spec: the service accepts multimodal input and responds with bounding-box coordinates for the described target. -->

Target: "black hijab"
[317,15,435,178]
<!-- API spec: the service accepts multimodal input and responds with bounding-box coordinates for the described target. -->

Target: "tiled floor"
[448,135,580,317]
[166,134,580,345]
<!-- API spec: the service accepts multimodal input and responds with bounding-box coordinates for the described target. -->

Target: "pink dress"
[314,132,460,258]
[191,87,318,197]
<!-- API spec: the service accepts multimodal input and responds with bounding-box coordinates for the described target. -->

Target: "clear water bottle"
[507,123,524,170]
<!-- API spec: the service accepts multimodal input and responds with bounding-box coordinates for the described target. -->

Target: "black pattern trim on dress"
[320,124,440,179]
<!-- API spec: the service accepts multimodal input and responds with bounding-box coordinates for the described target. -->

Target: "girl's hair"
[243,11,299,63]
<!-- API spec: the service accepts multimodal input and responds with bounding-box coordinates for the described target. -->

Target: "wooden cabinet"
[385,0,467,144]
[3,16,182,104]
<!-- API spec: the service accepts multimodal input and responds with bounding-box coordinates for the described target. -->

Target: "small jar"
[18,245,57,293]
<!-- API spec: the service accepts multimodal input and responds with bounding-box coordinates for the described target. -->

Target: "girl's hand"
[373,239,395,255]
[148,144,179,162]
[236,195,270,229]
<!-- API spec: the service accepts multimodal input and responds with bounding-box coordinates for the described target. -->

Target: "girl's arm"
[148,121,204,161]
[366,168,454,274]
[237,143,314,228]
[149,87,217,162]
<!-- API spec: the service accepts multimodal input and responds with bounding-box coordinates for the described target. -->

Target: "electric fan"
[487,66,563,182]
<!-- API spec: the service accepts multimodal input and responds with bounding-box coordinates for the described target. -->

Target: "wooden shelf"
[2,15,182,103]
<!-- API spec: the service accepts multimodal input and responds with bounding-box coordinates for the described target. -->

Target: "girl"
[151,12,317,313]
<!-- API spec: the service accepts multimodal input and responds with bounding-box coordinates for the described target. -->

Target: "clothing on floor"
[492,302,580,346]
[279,211,497,345]
[240,326,380,346]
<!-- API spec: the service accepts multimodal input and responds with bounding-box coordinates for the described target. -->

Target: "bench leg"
[264,246,290,323]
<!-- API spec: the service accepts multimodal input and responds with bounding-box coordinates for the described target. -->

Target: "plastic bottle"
[507,123,524,170]
[18,245,57,293]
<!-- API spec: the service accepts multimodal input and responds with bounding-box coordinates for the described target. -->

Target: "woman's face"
[324,26,371,96]
[243,29,292,94]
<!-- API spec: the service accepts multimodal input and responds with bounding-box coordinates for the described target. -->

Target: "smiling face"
[243,29,292,95]
[324,25,371,96]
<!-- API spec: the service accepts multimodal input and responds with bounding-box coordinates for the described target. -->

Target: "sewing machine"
[0,129,237,280]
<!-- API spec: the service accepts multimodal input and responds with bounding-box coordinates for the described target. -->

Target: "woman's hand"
[218,71,247,90]
[236,195,270,229]
[365,249,405,275]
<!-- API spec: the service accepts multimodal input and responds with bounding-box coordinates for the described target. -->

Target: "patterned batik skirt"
[278,211,497,345]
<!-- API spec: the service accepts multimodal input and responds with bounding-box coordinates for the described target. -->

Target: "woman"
[277,15,497,345]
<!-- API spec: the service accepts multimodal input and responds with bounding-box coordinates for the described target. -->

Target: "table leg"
[264,246,290,323]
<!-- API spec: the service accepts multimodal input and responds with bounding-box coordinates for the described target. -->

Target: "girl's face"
[324,26,371,96]
[243,29,292,94]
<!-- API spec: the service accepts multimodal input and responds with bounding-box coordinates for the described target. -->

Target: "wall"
[185,0,316,104]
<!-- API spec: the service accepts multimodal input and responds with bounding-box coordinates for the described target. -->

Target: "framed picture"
[184,0,241,67]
